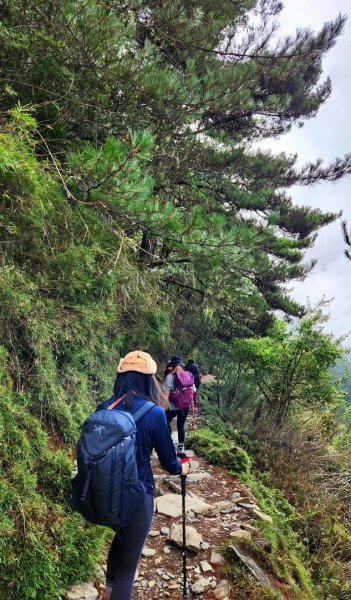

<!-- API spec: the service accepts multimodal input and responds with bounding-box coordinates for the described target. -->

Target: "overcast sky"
[258,0,351,341]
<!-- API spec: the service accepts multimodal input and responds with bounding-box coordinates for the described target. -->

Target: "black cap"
[170,354,185,367]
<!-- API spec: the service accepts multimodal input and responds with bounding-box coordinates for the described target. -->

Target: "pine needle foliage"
[0,1,350,597]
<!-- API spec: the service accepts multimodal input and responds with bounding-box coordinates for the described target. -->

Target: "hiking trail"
[64,389,285,600]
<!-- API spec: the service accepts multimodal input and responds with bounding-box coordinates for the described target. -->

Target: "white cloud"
[257,0,351,340]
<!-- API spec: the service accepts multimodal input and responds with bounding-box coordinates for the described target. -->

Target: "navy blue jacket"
[96,396,182,493]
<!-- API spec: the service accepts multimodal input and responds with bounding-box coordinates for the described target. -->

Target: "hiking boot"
[177,444,187,459]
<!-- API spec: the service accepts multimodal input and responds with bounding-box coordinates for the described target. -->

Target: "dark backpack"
[71,400,154,529]
[170,371,194,409]
[185,363,201,387]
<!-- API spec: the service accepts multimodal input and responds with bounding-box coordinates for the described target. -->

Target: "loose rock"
[232,496,252,504]
[63,583,98,600]
[214,580,230,599]
[228,544,280,593]
[252,509,273,524]
[229,529,252,541]
[186,472,211,482]
[222,508,239,515]
[141,547,156,557]
[168,523,203,553]
[210,550,225,565]
[200,561,213,573]
[156,494,215,518]
[191,576,212,595]
[95,566,105,580]
[241,524,258,534]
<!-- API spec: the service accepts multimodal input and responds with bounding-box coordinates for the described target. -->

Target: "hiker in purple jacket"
[185,358,202,405]
[163,354,195,459]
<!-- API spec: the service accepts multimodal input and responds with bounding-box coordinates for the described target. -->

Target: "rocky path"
[64,406,275,600]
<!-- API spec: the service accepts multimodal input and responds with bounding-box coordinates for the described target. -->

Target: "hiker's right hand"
[181,461,190,475]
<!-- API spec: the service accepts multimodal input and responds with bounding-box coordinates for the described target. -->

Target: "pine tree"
[1,3,351,596]
[0,0,351,336]
[342,220,351,260]
[1,0,350,347]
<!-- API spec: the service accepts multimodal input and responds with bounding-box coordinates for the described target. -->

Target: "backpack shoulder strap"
[107,394,126,410]
[133,401,156,423]
[172,371,180,386]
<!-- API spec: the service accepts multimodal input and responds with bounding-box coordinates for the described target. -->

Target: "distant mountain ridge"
[330,355,351,401]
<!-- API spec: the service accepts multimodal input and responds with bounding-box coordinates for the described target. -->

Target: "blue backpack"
[71,399,155,529]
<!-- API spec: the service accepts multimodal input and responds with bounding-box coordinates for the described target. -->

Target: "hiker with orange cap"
[95,351,190,600]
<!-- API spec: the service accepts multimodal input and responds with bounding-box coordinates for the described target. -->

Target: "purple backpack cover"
[171,371,194,409]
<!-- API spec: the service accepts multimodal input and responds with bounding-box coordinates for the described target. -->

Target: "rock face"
[168,523,203,552]
[63,584,98,600]
[155,493,215,518]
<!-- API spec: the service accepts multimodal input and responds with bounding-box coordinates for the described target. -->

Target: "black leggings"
[107,493,154,600]
[166,408,189,444]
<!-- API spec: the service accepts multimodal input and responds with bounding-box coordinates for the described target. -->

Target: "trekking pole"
[180,460,189,600]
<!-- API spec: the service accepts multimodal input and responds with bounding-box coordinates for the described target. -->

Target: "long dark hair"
[113,371,166,408]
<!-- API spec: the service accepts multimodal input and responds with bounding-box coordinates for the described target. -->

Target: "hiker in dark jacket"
[164,359,173,379]
[97,351,190,600]
[185,358,201,405]
[163,354,195,459]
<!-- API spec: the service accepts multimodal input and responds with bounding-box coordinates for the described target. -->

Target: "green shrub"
[192,427,251,476]
[198,382,317,599]
[0,349,109,599]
